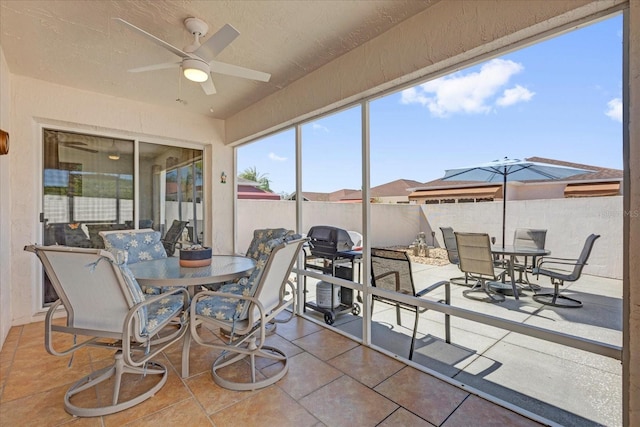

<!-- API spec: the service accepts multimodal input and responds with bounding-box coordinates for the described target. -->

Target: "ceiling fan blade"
[200,77,216,95]
[60,143,98,153]
[113,18,192,59]
[72,146,99,153]
[208,60,271,82]
[193,24,240,62]
[128,61,181,73]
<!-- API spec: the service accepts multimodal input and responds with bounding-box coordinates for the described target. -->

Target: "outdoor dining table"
[491,246,551,300]
[129,255,256,378]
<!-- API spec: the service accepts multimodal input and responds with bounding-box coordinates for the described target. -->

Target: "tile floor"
[0,314,545,426]
[302,263,622,427]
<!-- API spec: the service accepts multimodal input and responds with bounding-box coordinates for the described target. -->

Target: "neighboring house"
[290,179,423,204]
[372,179,424,203]
[287,188,360,202]
[408,157,623,204]
[237,177,281,200]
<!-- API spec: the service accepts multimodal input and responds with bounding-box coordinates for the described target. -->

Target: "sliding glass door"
[41,129,205,304]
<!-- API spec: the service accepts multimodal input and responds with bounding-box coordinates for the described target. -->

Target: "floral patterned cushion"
[114,258,149,332]
[144,294,187,336]
[101,230,167,264]
[195,232,301,322]
[245,228,295,260]
[115,257,185,336]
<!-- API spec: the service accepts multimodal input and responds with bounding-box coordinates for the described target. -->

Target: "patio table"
[491,246,551,300]
[129,255,256,378]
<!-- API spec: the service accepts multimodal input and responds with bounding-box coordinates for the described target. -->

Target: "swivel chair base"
[65,352,167,417]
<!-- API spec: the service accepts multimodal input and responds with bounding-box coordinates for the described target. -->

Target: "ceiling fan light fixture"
[183,59,209,82]
[108,140,120,160]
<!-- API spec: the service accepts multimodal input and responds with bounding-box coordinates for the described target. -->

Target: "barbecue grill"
[304,225,361,324]
[307,225,354,257]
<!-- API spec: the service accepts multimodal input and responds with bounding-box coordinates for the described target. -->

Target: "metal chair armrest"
[416,280,449,297]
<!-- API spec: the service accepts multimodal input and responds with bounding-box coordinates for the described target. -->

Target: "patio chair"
[371,248,450,360]
[100,228,168,295]
[454,232,507,303]
[347,230,363,250]
[440,227,470,286]
[512,228,547,288]
[190,234,307,391]
[24,245,189,417]
[161,220,188,256]
[532,234,600,308]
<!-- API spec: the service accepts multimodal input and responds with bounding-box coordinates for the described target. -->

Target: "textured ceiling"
[0,0,435,119]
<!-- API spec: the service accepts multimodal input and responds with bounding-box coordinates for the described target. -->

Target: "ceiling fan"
[59,141,99,153]
[114,17,271,95]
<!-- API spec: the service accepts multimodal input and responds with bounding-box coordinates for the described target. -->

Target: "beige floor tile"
[124,398,213,427]
[211,386,318,427]
[57,417,103,426]
[1,355,94,402]
[266,352,342,399]
[254,333,305,370]
[100,361,191,427]
[0,383,77,426]
[162,336,223,378]
[300,375,398,427]
[275,316,324,341]
[185,370,258,415]
[379,408,435,426]
[0,326,20,364]
[442,395,544,427]
[11,337,93,371]
[17,321,48,345]
[375,366,468,426]
[328,345,405,388]
[292,329,359,361]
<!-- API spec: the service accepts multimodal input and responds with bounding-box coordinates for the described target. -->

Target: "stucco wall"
[238,197,622,279]
[0,46,12,346]
[8,75,228,326]
[424,196,623,279]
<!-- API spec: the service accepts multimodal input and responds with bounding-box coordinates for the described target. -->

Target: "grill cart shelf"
[303,226,362,325]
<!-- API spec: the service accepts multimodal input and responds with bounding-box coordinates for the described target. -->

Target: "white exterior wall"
[238,197,622,279]
[425,196,623,279]
[0,46,13,345]
[7,75,228,326]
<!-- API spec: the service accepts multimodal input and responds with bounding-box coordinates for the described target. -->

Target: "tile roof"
[416,157,622,189]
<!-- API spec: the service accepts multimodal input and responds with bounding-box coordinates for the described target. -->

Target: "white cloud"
[401,58,533,117]
[268,152,287,162]
[312,123,329,132]
[605,98,622,123]
[496,85,535,107]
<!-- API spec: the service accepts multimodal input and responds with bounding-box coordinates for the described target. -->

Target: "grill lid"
[307,225,354,256]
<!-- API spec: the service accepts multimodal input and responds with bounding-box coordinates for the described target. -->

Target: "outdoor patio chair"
[161,219,188,256]
[454,232,507,303]
[347,230,363,250]
[532,234,600,308]
[190,234,308,391]
[512,228,547,288]
[440,226,470,286]
[371,248,450,360]
[24,245,189,417]
[100,228,169,295]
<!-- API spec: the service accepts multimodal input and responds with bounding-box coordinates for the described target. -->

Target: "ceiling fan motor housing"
[184,17,208,37]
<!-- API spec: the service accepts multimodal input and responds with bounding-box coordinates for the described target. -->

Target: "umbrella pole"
[502,170,507,248]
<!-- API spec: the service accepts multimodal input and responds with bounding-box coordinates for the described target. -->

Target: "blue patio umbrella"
[441,157,593,248]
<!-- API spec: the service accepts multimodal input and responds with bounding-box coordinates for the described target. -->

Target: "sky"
[237,14,623,196]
